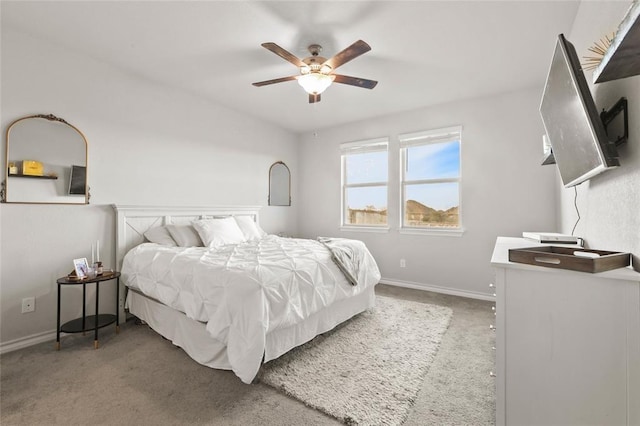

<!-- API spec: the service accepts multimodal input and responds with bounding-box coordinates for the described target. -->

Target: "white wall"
[0,28,299,347]
[561,2,640,271]
[297,88,557,298]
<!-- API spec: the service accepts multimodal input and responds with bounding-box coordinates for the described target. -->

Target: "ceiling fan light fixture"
[254,40,376,103]
[297,72,335,95]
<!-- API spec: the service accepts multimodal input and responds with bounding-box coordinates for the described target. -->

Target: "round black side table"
[56,271,120,350]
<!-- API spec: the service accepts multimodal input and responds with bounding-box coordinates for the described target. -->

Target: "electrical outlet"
[22,297,35,313]
[400,259,406,268]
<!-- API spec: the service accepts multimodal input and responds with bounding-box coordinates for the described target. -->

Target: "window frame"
[340,137,390,231]
[399,126,464,236]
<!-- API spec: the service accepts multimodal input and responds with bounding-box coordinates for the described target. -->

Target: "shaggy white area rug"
[259,295,453,425]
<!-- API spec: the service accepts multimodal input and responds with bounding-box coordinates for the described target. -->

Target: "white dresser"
[491,237,640,425]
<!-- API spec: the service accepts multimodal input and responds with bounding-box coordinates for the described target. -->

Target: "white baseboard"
[0,330,57,355]
[379,278,496,302]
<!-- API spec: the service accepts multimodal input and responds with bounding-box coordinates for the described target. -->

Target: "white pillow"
[166,224,204,247]
[193,217,246,248]
[234,216,265,241]
[144,226,177,246]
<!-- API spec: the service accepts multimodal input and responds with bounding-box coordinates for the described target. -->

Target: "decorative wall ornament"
[268,161,291,206]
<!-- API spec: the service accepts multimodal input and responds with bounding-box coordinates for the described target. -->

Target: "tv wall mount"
[600,97,628,147]
[542,96,628,165]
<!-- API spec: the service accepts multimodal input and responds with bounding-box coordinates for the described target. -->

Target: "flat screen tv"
[68,165,86,195]
[540,34,619,187]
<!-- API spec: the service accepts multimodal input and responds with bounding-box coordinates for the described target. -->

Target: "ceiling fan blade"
[252,76,298,87]
[332,74,378,89]
[309,93,321,103]
[324,40,371,70]
[261,42,305,67]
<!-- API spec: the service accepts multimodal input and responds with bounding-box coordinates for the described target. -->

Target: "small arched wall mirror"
[3,114,89,204]
[268,161,291,206]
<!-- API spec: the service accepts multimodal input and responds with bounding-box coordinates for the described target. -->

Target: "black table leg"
[82,282,86,335]
[94,282,100,349]
[115,276,120,333]
[56,283,61,350]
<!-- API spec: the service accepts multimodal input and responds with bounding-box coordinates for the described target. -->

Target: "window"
[341,138,388,227]
[399,126,462,231]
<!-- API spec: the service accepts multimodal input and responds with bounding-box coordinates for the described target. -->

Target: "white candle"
[96,240,100,262]
[91,243,95,265]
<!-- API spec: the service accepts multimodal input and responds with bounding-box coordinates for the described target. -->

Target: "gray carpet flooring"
[0,285,495,425]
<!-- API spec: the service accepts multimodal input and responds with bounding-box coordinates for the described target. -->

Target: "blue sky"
[405,141,460,181]
[346,141,460,211]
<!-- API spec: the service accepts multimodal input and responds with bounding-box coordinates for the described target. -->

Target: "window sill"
[340,226,390,234]
[399,227,465,237]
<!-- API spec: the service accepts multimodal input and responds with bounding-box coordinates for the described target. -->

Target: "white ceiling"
[2,1,581,134]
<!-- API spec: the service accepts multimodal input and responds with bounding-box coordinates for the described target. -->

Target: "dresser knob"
[489,283,495,288]
[490,371,497,377]
[492,306,495,311]
[493,293,497,298]
[490,324,496,331]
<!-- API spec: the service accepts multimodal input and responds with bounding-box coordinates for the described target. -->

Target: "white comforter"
[121,235,380,383]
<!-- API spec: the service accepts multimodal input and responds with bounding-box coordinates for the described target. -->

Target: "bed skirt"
[126,286,376,376]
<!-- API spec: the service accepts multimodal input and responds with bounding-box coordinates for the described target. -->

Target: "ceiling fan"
[252,40,378,103]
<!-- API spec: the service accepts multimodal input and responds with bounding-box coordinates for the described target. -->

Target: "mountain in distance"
[406,199,458,225]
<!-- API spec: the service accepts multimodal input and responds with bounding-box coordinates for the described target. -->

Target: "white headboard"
[112,204,261,271]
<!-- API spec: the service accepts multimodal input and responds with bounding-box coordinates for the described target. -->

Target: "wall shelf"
[593,1,640,83]
[8,174,58,180]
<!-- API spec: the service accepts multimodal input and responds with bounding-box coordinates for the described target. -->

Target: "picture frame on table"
[73,257,89,279]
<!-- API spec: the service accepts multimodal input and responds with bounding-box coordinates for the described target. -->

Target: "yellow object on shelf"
[22,160,44,176]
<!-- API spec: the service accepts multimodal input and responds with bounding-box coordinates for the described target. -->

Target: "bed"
[113,205,381,384]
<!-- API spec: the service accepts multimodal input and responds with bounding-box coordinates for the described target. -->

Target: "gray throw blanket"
[318,237,365,286]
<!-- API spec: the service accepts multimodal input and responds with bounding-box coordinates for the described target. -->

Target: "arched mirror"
[2,114,89,204]
[268,161,291,206]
